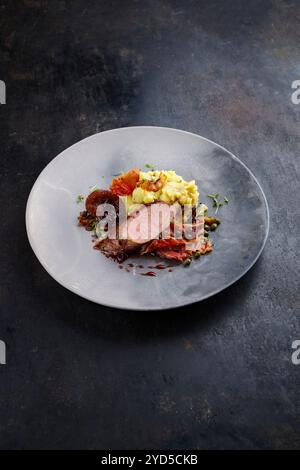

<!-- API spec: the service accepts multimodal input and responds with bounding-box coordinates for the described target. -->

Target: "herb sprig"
[76,194,84,204]
[90,219,98,231]
[144,163,155,170]
[89,184,99,193]
[207,193,229,213]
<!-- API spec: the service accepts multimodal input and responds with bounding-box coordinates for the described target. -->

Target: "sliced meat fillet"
[122,202,180,244]
[94,233,144,263]
[141,237,186,254]
[156,249,191,262]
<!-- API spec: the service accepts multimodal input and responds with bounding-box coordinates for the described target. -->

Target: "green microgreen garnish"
[89,184,98,193]
[224,196,229,204]
[144,163,155,169]
[207,193,225,214]
[90,219,98,231]
[76,194,84,204]
[208,193,219,199]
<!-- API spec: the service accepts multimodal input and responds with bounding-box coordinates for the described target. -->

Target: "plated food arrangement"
[77,168,227,272]
[26,127,269,309]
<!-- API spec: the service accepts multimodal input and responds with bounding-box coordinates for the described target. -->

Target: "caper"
[204,230,209,237]
[183,258,192,267]
[205,216,220,226]
[194,251,201,259]
[204,224,210,231]
[204,217,215,225]
[210,223,218,231]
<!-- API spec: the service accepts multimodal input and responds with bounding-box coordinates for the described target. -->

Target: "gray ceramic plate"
[26,126,269,310]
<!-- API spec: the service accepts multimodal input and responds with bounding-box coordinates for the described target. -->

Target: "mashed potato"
[131,170,199,206]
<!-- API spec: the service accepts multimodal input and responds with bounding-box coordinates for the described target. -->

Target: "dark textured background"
[0,0,299,450]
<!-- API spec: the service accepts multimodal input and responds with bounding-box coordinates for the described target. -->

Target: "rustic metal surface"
[0,0,299,449]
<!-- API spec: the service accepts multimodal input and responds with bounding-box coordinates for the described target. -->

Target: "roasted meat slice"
[94,238,124,262]
[78,210,96,230]
[141,237,186,254]
[122,202,180,244]
[141,233,212,262]
[155,249,191,262]
[94,237,143,263]
[94,202,178,262]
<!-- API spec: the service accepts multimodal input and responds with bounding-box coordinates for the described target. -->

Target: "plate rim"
[25,126,270,311]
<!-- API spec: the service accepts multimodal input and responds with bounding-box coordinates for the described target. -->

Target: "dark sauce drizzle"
[148,263,168,270]
[118,260,172,277]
